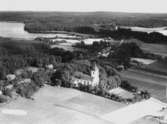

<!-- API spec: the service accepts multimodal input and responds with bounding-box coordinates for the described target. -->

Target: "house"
[71,64,99,87]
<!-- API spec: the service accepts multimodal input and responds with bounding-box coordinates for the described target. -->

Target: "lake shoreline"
[25,30,95,39]
[120,26,167,35]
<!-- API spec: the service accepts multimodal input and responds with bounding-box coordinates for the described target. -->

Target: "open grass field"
[141,43,167,57]
[121,69,167,86]
[121,69,167,102]
[0,86,125,124]
[145,60,167,75]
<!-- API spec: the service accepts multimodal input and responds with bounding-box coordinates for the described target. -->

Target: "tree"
[32,70,51,87]
[109,42,144,67]
[0,66,7,80]
[16,82,39,99]
[120,80,137,92]
[51,69,71,87]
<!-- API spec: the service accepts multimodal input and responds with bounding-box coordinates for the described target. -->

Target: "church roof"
[73,71,93,81]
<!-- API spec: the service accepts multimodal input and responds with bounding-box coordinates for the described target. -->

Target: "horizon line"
[0,10,167,14]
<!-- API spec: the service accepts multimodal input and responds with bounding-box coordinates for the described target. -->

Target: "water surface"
[121,26,167,35]
[0,22,75,40]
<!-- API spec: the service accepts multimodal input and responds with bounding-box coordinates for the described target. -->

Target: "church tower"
[91,64,99,86]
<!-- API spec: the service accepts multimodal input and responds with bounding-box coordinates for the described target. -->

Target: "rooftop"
[73,71,93,81]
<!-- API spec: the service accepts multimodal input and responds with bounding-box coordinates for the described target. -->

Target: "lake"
[0,21,105,46]
[0,22,76,40]
[121,26,167,35]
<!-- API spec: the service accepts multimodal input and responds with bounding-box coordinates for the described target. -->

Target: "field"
[145,60,167,75]
[0,86,125,124]
[141,43,167,57]
[0,85,164,124]
[121,69,167,102]
[102,97,166,124]
[132,118,159,124]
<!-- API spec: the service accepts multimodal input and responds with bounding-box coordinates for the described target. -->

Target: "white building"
[91,64,99,86]
[6,74,16,81]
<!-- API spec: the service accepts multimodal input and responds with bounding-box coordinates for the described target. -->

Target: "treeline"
[2,12,167,32]
[74,40,111,54]
[72,27,167,44]
[98,28,167,44]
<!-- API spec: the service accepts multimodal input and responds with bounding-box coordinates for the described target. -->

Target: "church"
[71,64,99,87]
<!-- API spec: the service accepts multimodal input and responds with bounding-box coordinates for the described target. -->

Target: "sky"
[1,0,167,13]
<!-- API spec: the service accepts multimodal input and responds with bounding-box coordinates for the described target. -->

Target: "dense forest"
[0,38,86,100]
[1,12,167,33]
[97,28,167,44]
[0,38,75,79]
